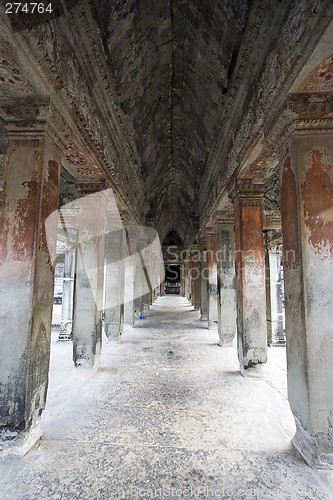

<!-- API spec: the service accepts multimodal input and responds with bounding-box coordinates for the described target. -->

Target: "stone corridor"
[1,296,333,499]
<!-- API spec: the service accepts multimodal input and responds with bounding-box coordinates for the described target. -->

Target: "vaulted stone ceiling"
[2,0,331,250]
[91,0,250,243]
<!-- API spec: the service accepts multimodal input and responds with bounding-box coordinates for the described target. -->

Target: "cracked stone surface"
[1,296,333,499]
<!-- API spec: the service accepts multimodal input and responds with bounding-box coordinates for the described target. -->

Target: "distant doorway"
[165,265,180,294]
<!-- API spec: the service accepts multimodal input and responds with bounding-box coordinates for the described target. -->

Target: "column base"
[105,322,122,339]
[73,345,101,371]
[218,327,236,347]
[0,419,43,457]
[292,418,333,470]
[208,320,218,330]
[239,362,265,378]
[218,340,234,347]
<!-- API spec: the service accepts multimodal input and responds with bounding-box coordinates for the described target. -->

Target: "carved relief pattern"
[27,9,145,223]
[65,143,86,166]
[201,0,333,225]
[0,34,33,96]
[301,55,333,92]
[76,167,96,177]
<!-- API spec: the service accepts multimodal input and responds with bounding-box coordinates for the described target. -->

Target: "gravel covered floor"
[1,296,333,499]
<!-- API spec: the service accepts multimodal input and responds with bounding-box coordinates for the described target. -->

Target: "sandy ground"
[1,295,333,499]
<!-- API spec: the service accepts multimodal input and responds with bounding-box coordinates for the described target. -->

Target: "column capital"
[198,235,206,251]
[0,97,51,134]
[288,92,333,122]
[228,178,266,208]
[263,210,281,230]
[215,210,234,226]
[205,226,217,238]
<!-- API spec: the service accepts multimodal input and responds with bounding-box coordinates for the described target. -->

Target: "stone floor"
[1,296,333,499]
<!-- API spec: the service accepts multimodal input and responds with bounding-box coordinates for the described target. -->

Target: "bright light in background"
[45,188,165,310]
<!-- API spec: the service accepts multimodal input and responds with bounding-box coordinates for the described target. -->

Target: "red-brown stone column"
[281,131,333,468]
[230,180,267,376]
[0,119,60,430]
[72,191,106,369]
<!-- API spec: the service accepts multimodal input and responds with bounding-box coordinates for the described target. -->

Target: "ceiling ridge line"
[170,0,176,226]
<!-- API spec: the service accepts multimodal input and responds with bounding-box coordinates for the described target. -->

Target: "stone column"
[124,253,135,325]
[230,179,267,376]
[59,248,76,341]
[183,256,191,300]
[280,129,333,468]
[72,191,106,369]
[126,229,144,318]
[133,258,144,315]
[154,254,163,300]
[160,276,165,296]
[199,238,208,322]
[0,107,60,430]
[216,213,237,347]
[155,254,160,302]
[141,267,152,308]
[180,263,185,296]
[104,223,125,340]
[206,228,218,329]
[190,246,201,311]
[265,233,285,346]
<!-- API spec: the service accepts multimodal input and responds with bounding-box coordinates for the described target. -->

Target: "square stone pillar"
[124,254,135,325]
[0,113,60,430]
[72,192,106,369]
[206,228,218,329]
[180,262,185,296]
[230,179,267,376]
[190,246,201,311]
[126,228,146,318]
[104,223,125,340]
[58,248,76,341]
[183,257,191,300]
[199,238,208,322]
[264,233,285,346]
[133,255,144,316]
[154,255,163,300]
[280,130,333,468]
[216,213,237,347]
